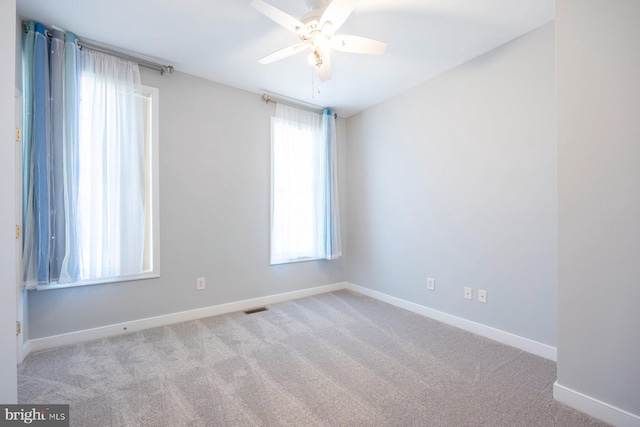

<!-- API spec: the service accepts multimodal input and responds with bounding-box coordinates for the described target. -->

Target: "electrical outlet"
[478,289,488,303]
[427,277,435,291]
[464,287,472,300]
[196,277,206,290]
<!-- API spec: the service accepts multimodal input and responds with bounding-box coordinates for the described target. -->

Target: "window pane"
[271,117,323,264]
[77,74,154,281]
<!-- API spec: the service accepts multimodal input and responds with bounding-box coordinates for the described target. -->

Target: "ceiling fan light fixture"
[315,32,332,50]
[308,49,324,66]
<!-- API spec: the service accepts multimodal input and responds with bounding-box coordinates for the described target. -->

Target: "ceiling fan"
[251,0,387,81]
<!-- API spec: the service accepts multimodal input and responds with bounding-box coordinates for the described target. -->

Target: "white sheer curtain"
[78,50,145,279]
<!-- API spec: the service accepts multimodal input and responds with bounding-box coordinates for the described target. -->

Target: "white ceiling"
[16,0,554,117]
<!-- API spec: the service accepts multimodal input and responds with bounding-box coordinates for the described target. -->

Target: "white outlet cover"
[427,278,435,291]
[196,278,205,290]
[464,287,472,300]
[479,289,488,303]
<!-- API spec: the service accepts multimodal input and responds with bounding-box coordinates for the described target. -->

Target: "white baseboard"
[345,282,557,361]
[21,340,30,363]
[26,281,556,362]
[28,282,347,354]
[554,382,640,427]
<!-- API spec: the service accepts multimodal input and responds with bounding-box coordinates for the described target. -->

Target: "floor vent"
[244,307,268,315]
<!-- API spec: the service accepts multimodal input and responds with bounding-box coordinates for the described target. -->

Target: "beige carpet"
[18,290,608,426]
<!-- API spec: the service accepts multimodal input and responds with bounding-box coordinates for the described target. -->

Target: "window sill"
[30,271,160,291]
[270,257,326,266]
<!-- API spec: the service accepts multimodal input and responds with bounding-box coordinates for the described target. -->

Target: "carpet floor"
[18,290,608,426]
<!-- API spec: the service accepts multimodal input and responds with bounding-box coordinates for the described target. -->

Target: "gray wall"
[557,0,640,416]
[28,70,347,339]
[346,23,557,346]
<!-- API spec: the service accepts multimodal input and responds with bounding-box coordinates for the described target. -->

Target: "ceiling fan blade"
[259,43,307,64]
[315,53,332,81]
[320,0,359,33]
[251,0,308,35]
[330,35,387,55]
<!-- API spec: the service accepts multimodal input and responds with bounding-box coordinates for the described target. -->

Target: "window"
[75,83,160,286]
[21,24,160,289]
[270,104,342,265]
